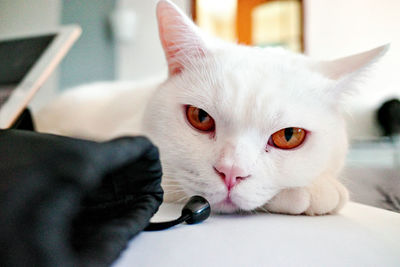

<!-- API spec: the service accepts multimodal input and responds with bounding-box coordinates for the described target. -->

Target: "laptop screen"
[0,34,55,107]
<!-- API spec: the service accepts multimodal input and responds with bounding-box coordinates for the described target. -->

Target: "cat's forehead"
[212,46,322,89]
[178,47,331,115]
[186,46,331,97]
[168,46,336,136]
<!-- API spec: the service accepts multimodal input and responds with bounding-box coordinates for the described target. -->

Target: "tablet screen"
[0,34,55,107]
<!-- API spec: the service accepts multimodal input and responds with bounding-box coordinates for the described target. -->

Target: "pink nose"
[214,164,250,191]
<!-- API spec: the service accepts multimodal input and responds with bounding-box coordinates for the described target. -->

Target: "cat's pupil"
[198,109,208,122]
[284,128,293,141]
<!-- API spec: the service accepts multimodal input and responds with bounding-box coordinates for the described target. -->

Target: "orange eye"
[186,106,215,132]
[270,127,306,149]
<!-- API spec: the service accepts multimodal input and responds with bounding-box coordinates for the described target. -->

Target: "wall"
[0,0,60,33]
[304,0,400,139]
[60,0,116,89]
[115,0,189,80]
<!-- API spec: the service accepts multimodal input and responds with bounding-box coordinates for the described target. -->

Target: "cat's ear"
[156,0,207,76]
[315,44,389,80]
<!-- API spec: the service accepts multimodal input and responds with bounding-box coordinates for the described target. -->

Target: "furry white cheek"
[272,128,344,188]
[230,177,281,210]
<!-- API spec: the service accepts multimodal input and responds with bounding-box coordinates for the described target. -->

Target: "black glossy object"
[182,195,211,224]
[144,195,211,231]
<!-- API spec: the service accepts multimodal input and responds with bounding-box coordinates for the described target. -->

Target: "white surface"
[114,202,400,267]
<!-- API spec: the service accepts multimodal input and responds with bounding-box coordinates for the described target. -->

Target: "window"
[192,0,304,52]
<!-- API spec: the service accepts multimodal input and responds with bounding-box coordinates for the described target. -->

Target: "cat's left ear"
[315,44,389,80]
[156,0,208,76]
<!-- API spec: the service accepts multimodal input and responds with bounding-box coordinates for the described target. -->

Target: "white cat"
[35,0,388,214]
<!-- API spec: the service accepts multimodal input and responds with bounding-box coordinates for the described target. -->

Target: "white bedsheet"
[113,202,400,267]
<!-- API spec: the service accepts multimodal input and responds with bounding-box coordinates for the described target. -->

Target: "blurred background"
[0,0,399,211]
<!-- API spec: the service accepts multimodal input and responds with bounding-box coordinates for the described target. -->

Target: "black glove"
[0,129,163,267]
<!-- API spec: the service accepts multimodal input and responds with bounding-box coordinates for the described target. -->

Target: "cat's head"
[144,0,388,213]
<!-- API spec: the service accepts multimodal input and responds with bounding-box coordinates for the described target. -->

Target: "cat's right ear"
[315,45,389,81]
[156,0,207,76]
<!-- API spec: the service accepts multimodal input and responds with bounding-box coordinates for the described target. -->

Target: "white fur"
[35,0,387,214]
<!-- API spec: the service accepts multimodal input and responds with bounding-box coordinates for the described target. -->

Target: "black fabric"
[0,129,163,267]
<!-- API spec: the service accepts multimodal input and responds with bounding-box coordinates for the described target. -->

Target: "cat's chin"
[212,198,242,213]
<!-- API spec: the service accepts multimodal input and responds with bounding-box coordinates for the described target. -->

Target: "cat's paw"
[264,178,349,215]
[264,187,310,215]
[304,177,349,215]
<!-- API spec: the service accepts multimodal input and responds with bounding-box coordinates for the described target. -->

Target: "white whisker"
[175,194,190,203]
